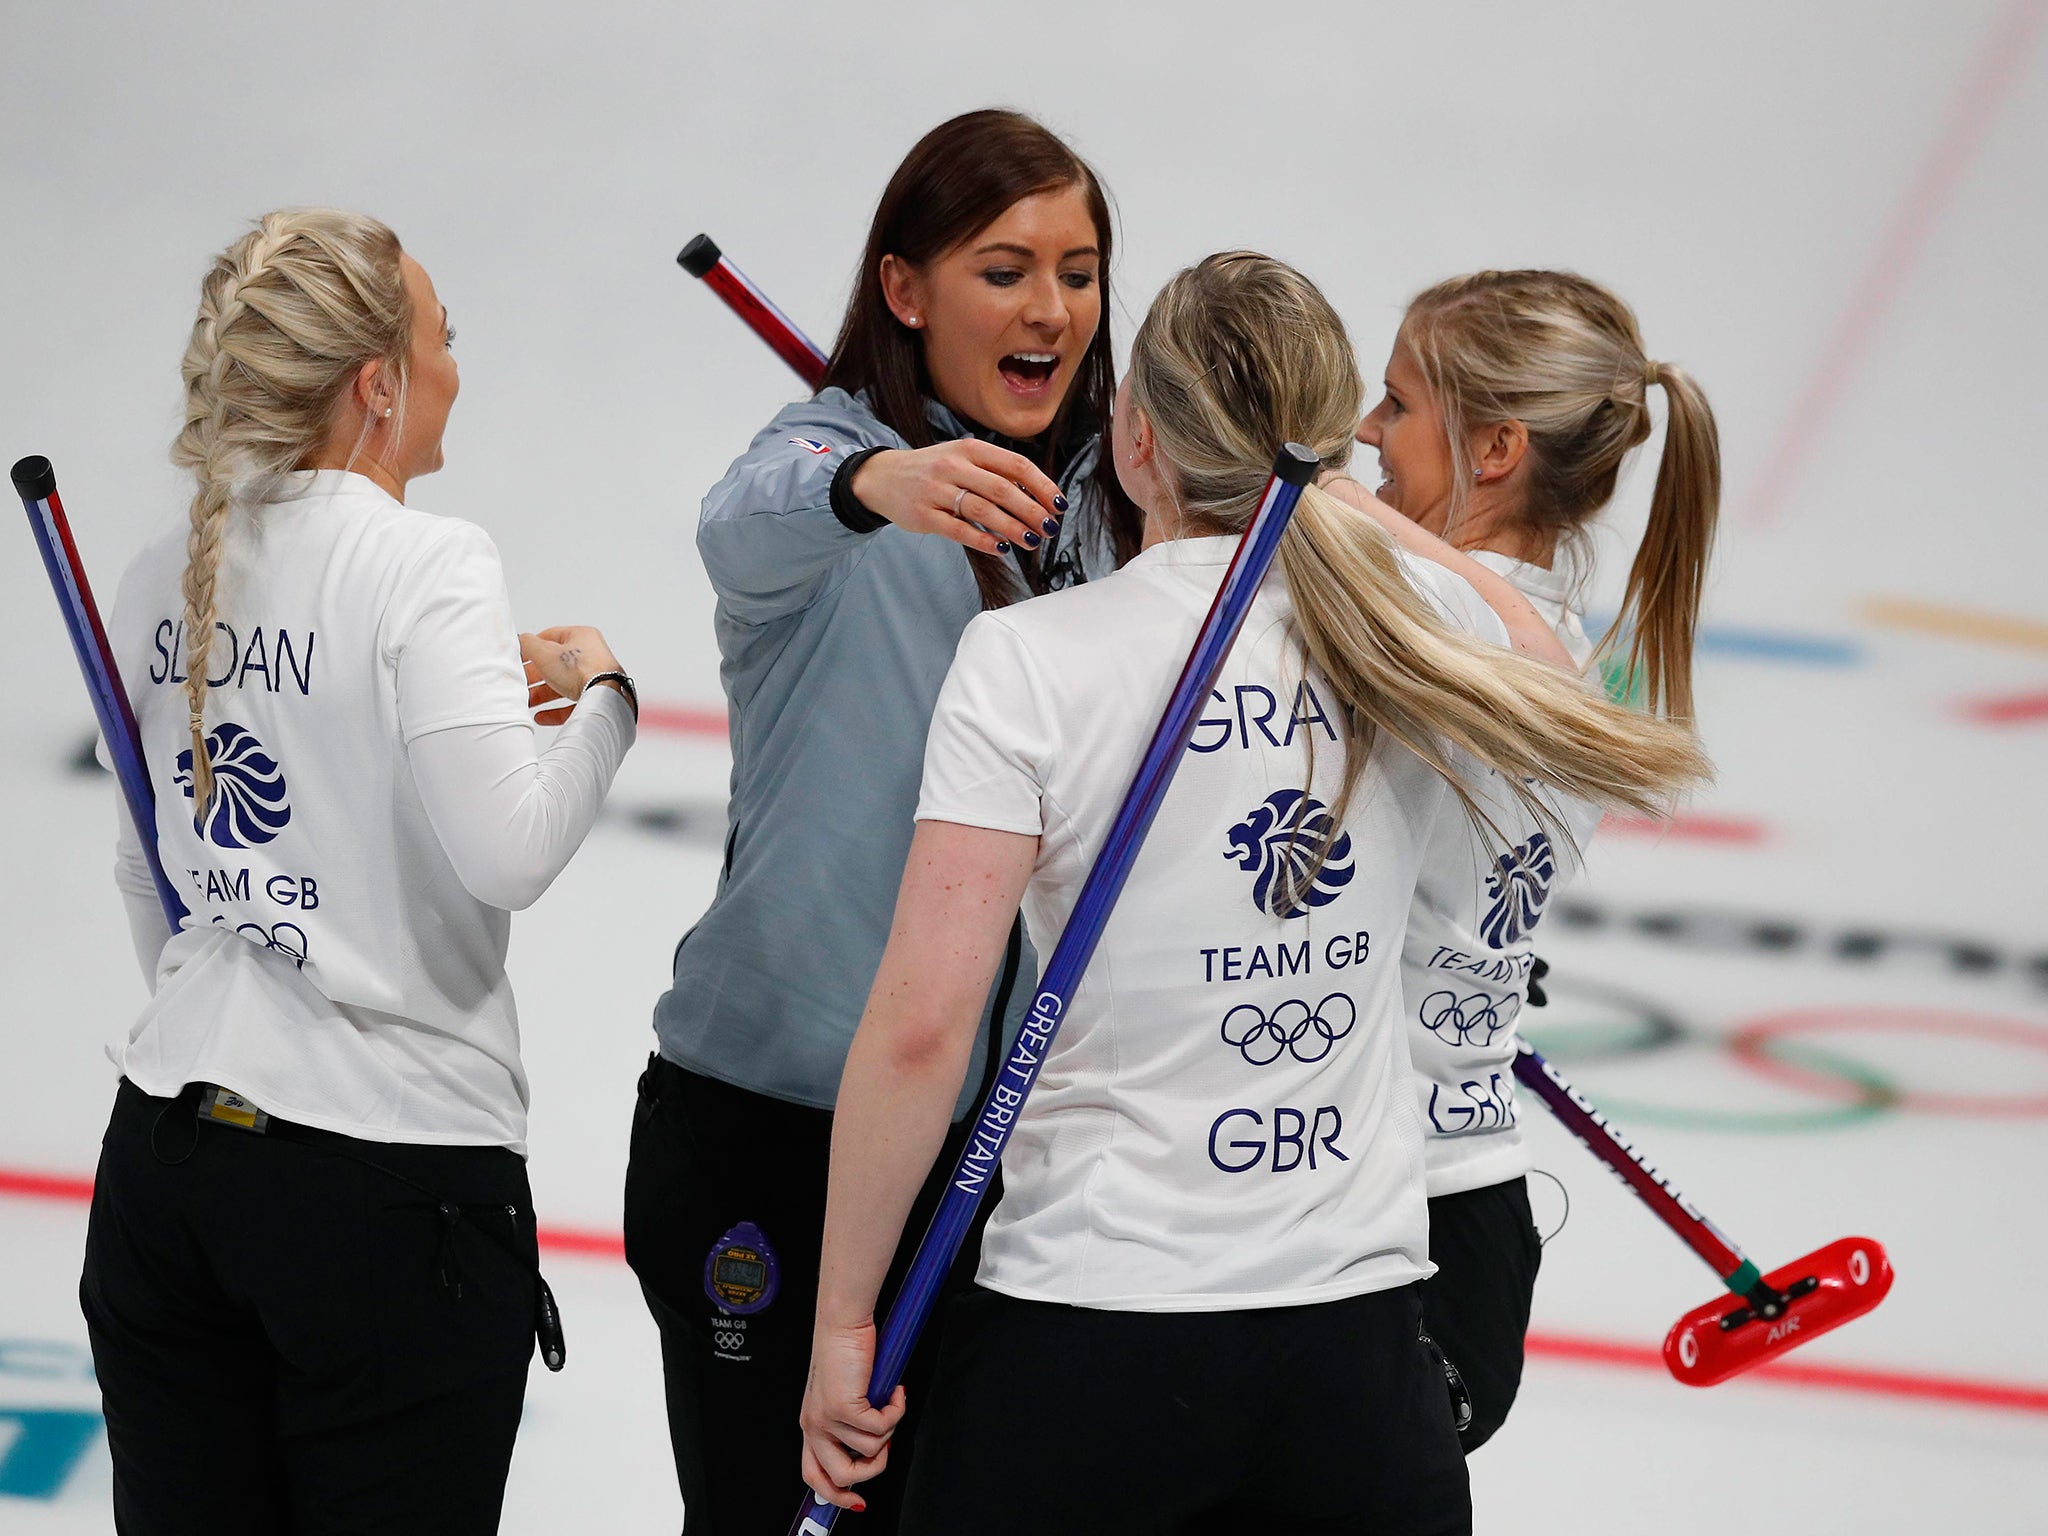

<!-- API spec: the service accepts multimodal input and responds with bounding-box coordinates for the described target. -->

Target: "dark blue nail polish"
[1022,530,1040,548]
[1043,517,1060,535]
[996,541,1013,555]
[1053,493,1069,513]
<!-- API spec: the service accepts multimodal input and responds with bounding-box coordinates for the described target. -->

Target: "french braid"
[168,210,410,820]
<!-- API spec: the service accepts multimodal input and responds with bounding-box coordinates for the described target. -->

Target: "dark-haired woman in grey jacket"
[622,109,1135,1535]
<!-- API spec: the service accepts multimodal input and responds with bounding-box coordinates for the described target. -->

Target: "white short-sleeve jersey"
[917,534,1509,1312]
[1404,550,1604,1197]
[106,470,580,1152]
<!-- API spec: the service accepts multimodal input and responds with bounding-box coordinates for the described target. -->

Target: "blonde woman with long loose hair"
[1340,269,1722,1452]
[795,252,1707,1534]
[85,208,635,1533]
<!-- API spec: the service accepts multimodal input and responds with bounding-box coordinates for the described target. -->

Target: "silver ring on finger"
[952,486,969,517]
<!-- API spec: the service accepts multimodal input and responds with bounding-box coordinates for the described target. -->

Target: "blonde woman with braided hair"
[1337,269,1722,1453]
[85,208,636,1534]
[796,252,1707,1534]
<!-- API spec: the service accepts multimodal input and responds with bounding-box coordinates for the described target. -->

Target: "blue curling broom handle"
[789,443,1321,1535]
[13,455,186,930]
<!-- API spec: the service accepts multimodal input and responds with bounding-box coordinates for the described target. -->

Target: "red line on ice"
[639,702,728,738]
[537,1223,627,1258]
[0,1169,95,1202]
[1742,0,2048,526]
[1599,813,1769,845]
[0,1164,632,1258]
[9,1167,2045,1417]
[1524,1330,2048,1416]
[1956,690,2048,725]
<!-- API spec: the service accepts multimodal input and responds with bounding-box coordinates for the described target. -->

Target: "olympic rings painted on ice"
[1219,993,1356,1066]
[1730,1008,2048,1117]
[1517,974,1684,1061]
[1524,980,1897,1134]
[1581,1046,1897,1135]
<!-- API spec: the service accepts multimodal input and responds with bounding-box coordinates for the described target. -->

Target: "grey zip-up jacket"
[654,387,1117,1115]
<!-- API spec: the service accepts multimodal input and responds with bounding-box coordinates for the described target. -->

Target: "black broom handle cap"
[677,234,722,278]
[11,455,57,502]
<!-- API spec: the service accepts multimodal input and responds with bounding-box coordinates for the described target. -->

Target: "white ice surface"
[4,2,2047,1531]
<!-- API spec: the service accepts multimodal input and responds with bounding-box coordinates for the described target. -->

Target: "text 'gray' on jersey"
[653,387,1116,1115]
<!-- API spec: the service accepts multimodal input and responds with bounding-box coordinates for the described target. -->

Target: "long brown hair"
[1127,254,1711,896]
[821,108,1140,608]
[1402,270,1721,720]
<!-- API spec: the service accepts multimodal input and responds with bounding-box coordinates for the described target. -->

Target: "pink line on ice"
[1743,0,2048,527]
[1956,689,2048,725]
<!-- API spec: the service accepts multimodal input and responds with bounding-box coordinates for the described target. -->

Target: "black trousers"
[1418,1177,1542,1452]
[623,1056,993,1536]
[901,1283,1471,1536]
[80,1080,538,1535]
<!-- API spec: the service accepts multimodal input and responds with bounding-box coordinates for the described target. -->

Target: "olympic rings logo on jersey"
[712,1328,748,1355]
[1420,989,1521,1048]
[212,916,310,970]
[1225,789,1355,919]
[1219,992,1356,1066]
[1480,831,1556,949]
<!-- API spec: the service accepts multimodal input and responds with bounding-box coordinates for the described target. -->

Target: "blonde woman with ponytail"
[85,209,636,1534]
[1341,268,1722,1452]
[796,252,1706,1534]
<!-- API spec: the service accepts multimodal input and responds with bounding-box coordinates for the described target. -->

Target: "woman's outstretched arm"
[800,817,1037,1509]
[1321,473,1575,670]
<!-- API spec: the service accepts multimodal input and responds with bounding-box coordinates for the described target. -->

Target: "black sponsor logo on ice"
[1550,897,2048,995]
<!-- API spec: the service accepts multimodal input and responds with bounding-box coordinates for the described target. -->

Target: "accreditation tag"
[197,1084,271,1135]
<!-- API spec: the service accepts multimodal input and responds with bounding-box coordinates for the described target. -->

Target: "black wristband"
[584,670,638,722]
[829,447,891,533]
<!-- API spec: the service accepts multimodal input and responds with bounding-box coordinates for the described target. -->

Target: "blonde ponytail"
[1401,270,1721,721]
[1128,253,1710,882]
[1280,483,1708,842]
[1613,360,1719,719]
[169,209,410,823]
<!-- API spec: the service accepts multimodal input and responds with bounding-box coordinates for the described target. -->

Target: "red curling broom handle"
[1513,1040,1763,1296]
[678,235,829,390]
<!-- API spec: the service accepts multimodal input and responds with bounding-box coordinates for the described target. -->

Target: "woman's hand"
[520,625,624,726]
[850,440,1067,557]
[798,1319,906,1512]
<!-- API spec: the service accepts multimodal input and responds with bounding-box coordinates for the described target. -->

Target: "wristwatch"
[582,669,639,721]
